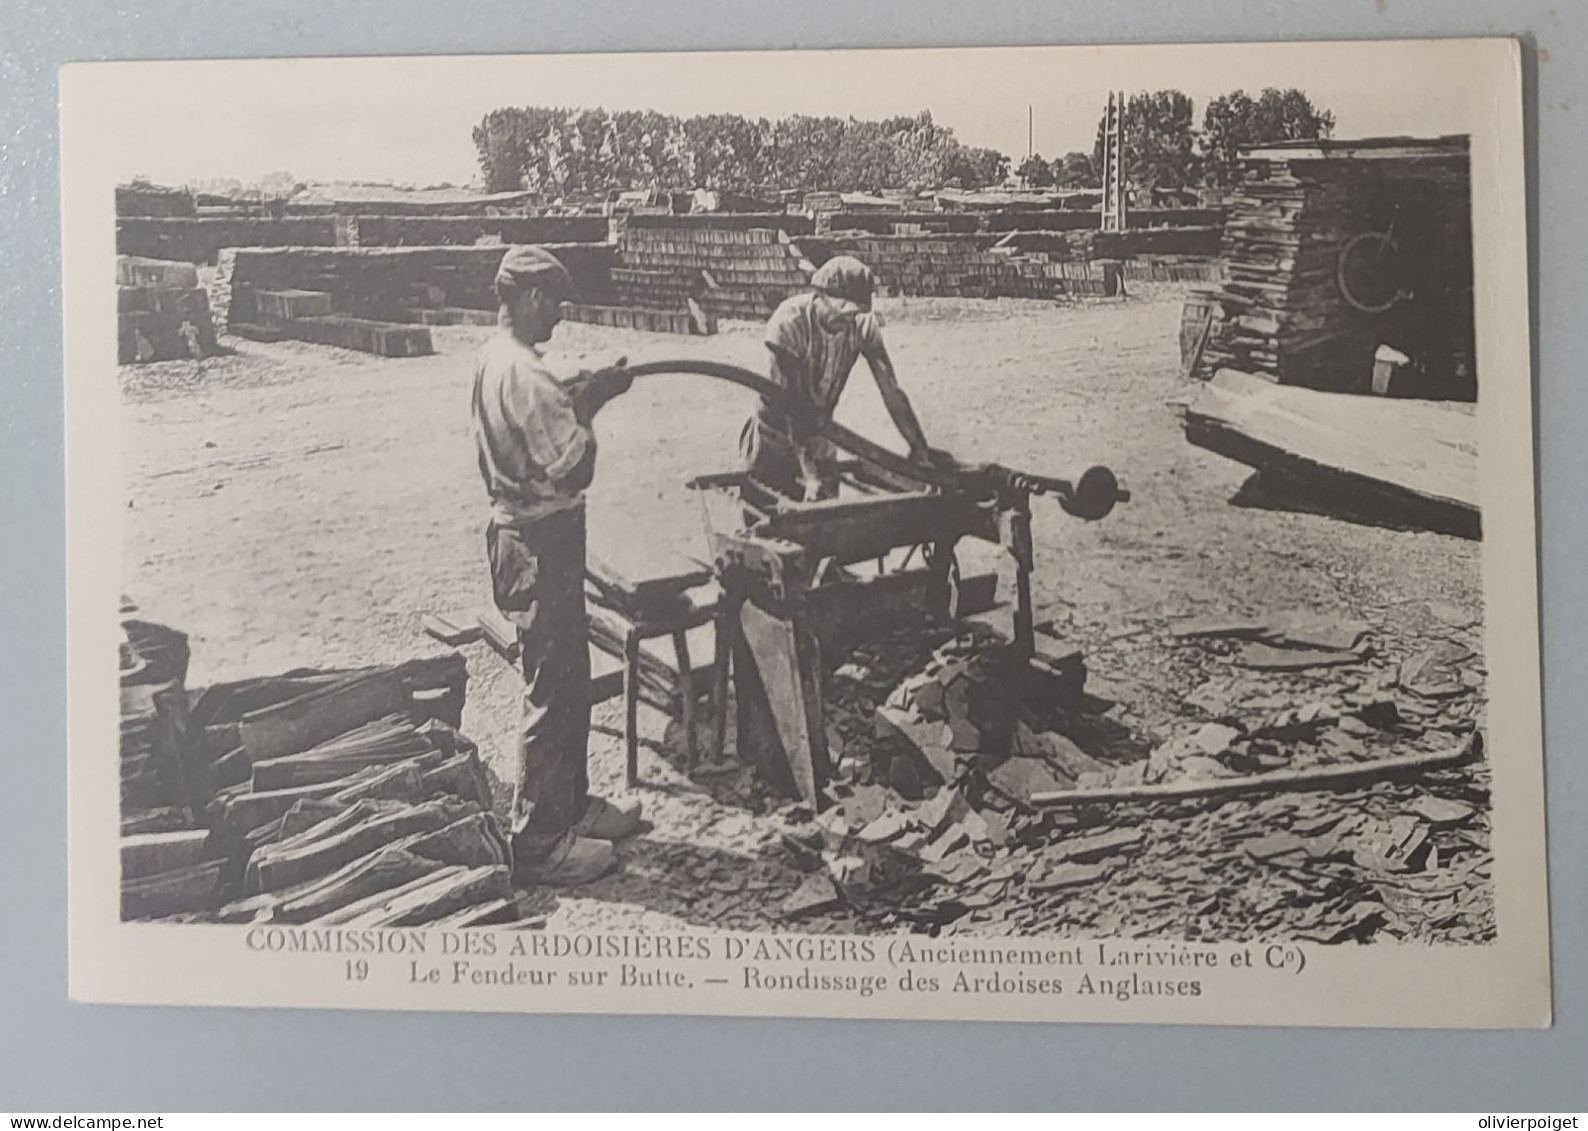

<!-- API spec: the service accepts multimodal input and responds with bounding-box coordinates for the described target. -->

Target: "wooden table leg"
[672,628,696,770]
[712,606,733,764]
[623,631,642,788]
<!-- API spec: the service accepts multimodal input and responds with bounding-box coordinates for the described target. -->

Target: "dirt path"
[121,286,1484,936]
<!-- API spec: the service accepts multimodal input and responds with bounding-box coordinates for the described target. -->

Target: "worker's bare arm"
[864,343,932,460]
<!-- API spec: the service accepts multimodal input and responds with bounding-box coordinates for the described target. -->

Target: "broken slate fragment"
[913,680,945,719]
[1398,644,1471,700]
[1191,722,1242,755]
[781,873,843,919]
[1353,816,1433,873]
[919,824,970,864]
[1244,832,1310,863]
[843,784,889,828]
[857,809,910,844]
[918,787,970,835]
[1291,812,1347,837]
[1042,732,1110,779]
[1058,826,1145,864]
[827,854,872,889]
[1239,643,1362,671]
[979,808,1012,848]
[1178,755,1235,781]
[1171,617,1269,640]
[888,756,924,800]
[930,851,989,886]
[1031,857,1124,892]
[1265,612,1370,653]
[1408,796,1476,828]
[986,755,1074,803]
[1425,600,1478,630]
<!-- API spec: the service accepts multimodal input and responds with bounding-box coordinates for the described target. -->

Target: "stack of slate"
[119,610,223,919]
[614,224,814,322]
[1119,257,1224,283]
[871,635,1094,803]
[119,648,520,927]
[117,256,218,363]
[823,235,1119,299]
[1195,144,1474,394]
[232,286,435,357]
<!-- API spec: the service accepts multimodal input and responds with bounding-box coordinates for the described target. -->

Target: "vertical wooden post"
[671,628,696,770]
[711,604,734,764]
[1006,500,1036,662]
[623,631,642,787]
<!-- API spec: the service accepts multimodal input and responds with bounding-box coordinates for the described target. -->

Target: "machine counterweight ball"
[1061,465,1126,521]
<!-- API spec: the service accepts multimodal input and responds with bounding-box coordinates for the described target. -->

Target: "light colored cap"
[811,255,875,312]
[495,245,581,303]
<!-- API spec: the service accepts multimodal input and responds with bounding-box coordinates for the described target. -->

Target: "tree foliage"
[1017,153,1055,189]
[1092,90,1199,195]
[474,90,1336,199]
[1199,88,1337,187]
[1051,150,1098,189]
[474,106,1012,197]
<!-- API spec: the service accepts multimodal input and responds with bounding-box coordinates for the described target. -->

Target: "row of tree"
[473,109,1008,197]
[1017,88,1337,193]
[472,88,1336,199]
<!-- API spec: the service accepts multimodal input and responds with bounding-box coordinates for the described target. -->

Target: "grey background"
[1,0,1581,1111]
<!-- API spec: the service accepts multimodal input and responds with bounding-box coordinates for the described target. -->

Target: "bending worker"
[742,255,943,502]
[471,246,639,887]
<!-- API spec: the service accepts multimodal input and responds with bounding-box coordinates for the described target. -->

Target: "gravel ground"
[120,284,1486,938]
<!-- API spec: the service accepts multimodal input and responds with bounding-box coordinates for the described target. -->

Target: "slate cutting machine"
[621,359,1129,808]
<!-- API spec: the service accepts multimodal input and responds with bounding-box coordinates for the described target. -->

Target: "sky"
[77,40,1488,187]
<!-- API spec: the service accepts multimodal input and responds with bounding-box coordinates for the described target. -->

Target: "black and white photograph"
[65,39,1546,1026]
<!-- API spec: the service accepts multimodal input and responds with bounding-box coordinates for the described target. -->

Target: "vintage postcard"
[62,38,1547,1027]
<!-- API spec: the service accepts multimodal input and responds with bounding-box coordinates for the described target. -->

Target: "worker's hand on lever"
[566,356,631,424]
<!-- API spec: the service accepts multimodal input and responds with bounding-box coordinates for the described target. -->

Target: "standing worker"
[741,255,944,501]
[472,246,640,887]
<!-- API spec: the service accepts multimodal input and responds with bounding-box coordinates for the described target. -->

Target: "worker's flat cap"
[495,245,582,303]
[811,255,875,311]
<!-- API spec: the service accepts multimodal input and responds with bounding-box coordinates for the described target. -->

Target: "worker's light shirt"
[471,333,591,525]
[763,291,886,419]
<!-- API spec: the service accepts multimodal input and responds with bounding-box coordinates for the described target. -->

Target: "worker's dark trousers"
[739,413,840,503]
[485,506,591,861]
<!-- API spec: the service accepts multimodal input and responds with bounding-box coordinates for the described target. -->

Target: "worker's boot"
[573,794,644,842]
[511,832,617,888]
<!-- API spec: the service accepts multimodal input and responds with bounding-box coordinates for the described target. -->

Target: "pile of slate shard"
[767,603,1492,944]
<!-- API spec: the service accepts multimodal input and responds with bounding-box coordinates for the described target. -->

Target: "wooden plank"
[1032,732,1479,808]
[421,613,483,647]
[762,492,973,565]
[735,602,830,808]
[121,829,210,882]
[1184,368,1479,538]
[477,607,520,663]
